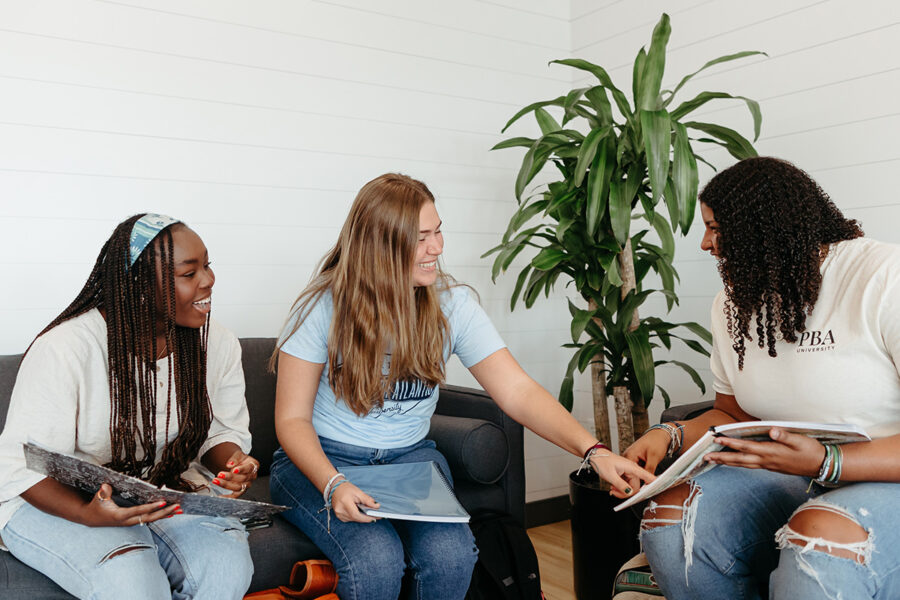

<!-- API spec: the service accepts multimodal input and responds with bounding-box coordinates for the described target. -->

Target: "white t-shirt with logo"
[710,237,900,438]
[281,286,506,449]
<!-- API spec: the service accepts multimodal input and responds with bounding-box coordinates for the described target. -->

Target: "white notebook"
[342,461,470,523]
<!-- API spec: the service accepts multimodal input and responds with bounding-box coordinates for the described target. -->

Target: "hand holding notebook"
[342,461,470,523]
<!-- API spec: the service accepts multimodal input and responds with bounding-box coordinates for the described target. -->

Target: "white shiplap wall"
[2,1,898,503]
[0,0,580,502]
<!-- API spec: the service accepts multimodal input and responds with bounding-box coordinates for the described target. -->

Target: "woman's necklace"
[155,340,169,361]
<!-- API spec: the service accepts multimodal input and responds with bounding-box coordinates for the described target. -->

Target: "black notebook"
[342,461,470,523]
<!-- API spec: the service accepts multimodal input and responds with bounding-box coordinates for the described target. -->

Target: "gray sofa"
[0,337,524,598]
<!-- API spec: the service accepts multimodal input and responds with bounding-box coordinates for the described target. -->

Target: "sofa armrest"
[428,415,508,485]
[434,384,525,526]
[661,400,715,423]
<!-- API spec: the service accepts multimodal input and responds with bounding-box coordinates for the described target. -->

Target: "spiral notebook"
[342,461,470,523]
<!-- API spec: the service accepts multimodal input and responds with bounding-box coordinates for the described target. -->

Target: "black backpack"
[466,512,542,600]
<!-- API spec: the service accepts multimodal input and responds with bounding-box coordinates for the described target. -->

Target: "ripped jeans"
[1,501,253,600]
[640,466,900,600]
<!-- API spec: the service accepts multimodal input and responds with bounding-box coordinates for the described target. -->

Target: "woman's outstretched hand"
[590,452,656,499]
[622,428,672,477]
[705,427,827,477]
[331,481,380,523]
[82,482,179,527]
[213,450,260,498]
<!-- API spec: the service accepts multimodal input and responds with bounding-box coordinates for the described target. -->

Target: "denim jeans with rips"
[2,502,252,600]
[269,436,478,600]
[639,465,900,600]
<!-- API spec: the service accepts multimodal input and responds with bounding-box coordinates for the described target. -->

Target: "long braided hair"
[700,157,863,369]
[29,214,212,489]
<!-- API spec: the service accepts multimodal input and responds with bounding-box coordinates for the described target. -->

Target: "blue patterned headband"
[129,213,181,267]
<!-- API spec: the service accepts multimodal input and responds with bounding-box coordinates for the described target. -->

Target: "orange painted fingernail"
[175,509,183,514]
[158,501,166,507]
[227,460,235,467]
[217,472,226,478]
[212,478,221,485]
[233,468,240,474]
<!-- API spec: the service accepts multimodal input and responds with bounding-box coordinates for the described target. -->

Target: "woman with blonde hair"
[269,173,654,600]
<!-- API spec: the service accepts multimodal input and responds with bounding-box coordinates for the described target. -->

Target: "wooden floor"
[527,520,575,600]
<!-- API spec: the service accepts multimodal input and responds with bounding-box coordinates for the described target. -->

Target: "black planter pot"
[569,469,641,599]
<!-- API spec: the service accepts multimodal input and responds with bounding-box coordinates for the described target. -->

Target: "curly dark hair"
[28,215,212,490]
[700,157,863,369]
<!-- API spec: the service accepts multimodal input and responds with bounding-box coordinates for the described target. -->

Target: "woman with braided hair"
[0,214,258,600]
[626,157,900,599]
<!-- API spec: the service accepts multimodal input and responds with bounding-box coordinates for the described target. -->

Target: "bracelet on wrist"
[577,442,613,475]
[647,422,685,457]
[813,443,843,487]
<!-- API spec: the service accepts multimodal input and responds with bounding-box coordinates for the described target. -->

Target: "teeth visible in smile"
[193,297,211,305]
[418,261,436,268]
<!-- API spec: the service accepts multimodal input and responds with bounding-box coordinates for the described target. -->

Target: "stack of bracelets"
[814,443,843,487]
[647,421,685,457]
[321,472,348,532]
[578,441,612,474]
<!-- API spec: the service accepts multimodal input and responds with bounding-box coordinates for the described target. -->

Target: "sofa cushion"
[0,354,22,432]
[239,338,279,476]
[428,415,508,485]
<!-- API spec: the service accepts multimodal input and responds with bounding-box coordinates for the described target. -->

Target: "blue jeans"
[640,466,900,600]
[2,502,253,600]
[270,437,478,600]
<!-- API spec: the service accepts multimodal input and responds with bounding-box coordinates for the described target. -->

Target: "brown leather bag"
[244,559,339,600]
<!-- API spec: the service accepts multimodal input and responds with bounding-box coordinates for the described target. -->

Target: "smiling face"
[412,201,444,287]
[700,202,720,257]
[158,226,215,329]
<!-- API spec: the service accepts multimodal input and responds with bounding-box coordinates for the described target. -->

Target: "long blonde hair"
[273,173,451,415]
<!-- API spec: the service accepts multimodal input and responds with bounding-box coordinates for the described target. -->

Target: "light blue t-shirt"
[281,286,506,448]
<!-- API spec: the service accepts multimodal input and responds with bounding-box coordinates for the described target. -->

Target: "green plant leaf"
[606,253,624,286]
[508,199,549,235]
[672,122,699,232]
[514,140,555,201]
[586,137,614,237]
[568,299,596,343]
[667,51,767,102]
[685,121,758,160]
[632,47,647,105]
[656,384,672,409]
[665,360,707,394]
[510,265,532,311]
[584,86,613,126]
[638,14,671,111]
[678,321,713,344]
[535,107,561,135]
[501,96,566,133]
[550,59,633,120]
[491,137,535,151]
[531,247,567,270]
[563,88,591,118]
[640,109,671,207]
[574,125,612,187]
[609,177,630,247]
[625,328,655,402]
[670,92,762,141]
[663,178,679,233]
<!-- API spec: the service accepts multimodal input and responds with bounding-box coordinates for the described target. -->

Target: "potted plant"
[484,13,763,597]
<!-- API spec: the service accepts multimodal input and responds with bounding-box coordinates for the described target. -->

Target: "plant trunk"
[587,298,612,449]
[615,238,650,449]
[612,385,635,453]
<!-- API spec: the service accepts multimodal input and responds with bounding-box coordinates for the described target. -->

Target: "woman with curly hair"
[269,173,655,600]
[0,214,258,600]
[625,157,900,599]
